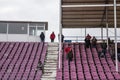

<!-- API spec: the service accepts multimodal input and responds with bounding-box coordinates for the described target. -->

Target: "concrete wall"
[0,34,41,42]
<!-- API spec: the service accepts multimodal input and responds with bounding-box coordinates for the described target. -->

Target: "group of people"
[84,34,97,48]
[108,38,120,61]
[84,34,108,58]
[39,31,64,42]
[38,33,120,73]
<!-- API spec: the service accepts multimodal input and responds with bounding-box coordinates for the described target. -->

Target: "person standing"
[61,34,64,42]
[65,44,73,61]
[91,36,97,47]
[50,32,55,42]
[85,34,91,48]
[40,32,45,42]
[58,34,64,42]
[101,40,107,57]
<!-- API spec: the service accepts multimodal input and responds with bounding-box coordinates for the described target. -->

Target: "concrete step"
[41,77,56,80]
[45,61,57,64]
[47,51,58,53]
[48,50,58,52]
[44,69,56,72]
[45,60,57,63]
[44,65,57,68]
[48,47,58,51]
[46,58,58,60]
[47,55,58,59]
[42,71,56,77]
[47,54,58,56]
[47,53,57,55]
[48,42,58,47]
[44,67,57,70]
[43,70,55,73]
[46,55,58,59]
[50,45,58,46]
[42,72,52,76]
[44,61,57,64]
[46,56,58,58]
[42,75,56,78]
[45,62,57,64]
[48,45,58,47]
[47,53,58,55]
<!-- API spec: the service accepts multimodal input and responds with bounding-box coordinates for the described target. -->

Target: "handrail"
[64,36,120,42]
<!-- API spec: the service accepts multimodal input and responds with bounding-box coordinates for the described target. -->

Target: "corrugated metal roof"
[62,0,120,28]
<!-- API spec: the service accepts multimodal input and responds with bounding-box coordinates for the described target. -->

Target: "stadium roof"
[62,0,120,28]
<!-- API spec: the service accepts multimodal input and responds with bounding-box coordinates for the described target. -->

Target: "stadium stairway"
[41,42,58,80]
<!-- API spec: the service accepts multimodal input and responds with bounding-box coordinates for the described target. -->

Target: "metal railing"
[64,36,120,42]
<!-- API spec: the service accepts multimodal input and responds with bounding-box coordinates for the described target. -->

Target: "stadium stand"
[0,42,47,80]
[1,42,120,80]
[56,43,120,80]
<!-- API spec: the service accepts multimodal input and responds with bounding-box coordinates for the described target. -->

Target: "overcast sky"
[0,0,59,21]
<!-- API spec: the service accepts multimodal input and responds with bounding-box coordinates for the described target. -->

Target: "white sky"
[0,0,58,21]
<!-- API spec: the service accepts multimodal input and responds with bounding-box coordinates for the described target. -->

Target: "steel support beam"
[59,0,62,69]
[114,0,118,72]
[62,4,120,7]
[106,6,109,49]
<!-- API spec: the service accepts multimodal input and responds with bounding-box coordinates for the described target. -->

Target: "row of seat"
[0,42,47,80]
[56,43,120,80]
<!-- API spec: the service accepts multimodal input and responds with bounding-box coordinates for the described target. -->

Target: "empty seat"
[0,42,47,80]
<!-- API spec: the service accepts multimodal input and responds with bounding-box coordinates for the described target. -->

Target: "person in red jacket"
[50,32,55,42]
[65,44,73,61]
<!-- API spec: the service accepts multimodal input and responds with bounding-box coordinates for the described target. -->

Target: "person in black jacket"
[101,40,107,57]
[91,36,97,48]
[36,61,44,73]
[40,32,45,42]
[58,34,64,42]
[85,34,91,48]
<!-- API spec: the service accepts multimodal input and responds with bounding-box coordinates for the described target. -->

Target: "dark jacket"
[40,32,45,41]
[92,37,97,46]
[101,43,107,50]
[58,34,64,42]
[85,38,91,48]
